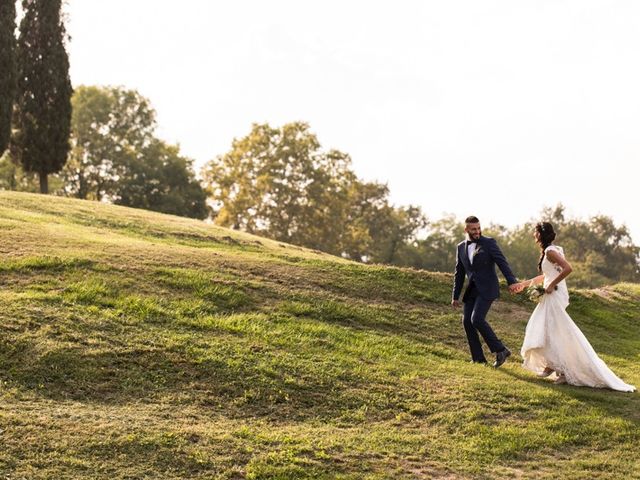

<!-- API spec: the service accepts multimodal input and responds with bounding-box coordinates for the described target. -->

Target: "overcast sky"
[65,1,640,242]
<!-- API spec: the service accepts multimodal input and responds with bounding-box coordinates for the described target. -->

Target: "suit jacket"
[452,236,517,302]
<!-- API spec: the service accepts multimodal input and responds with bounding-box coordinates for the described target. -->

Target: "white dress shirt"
[467,242,477,265]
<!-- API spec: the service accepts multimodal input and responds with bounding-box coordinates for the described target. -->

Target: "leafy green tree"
[12,0,72,193]
[380,205,427,265]
[486,222,540,280]
[60,85,208,219]
[202,122,357,254]
[400,214,464,271]
[62,85,156,201]
[342,181,391,262]
[0,151,31,191]
[344,180,426,264]
[0,0,16,154]
[114,139,209,220]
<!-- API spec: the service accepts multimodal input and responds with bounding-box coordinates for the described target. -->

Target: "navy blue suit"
[452,236,517,362]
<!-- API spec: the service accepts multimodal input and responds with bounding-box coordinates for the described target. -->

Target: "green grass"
[0,191,639,479]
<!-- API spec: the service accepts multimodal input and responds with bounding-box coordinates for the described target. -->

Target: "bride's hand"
[545,285,558,294]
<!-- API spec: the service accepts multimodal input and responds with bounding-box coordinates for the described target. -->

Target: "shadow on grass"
[0,340,402,423]
[0,256,95,274]
[498,367,640,425]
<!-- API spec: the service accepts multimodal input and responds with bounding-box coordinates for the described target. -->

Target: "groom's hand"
[508,284,520,294]
[451,299,461,308]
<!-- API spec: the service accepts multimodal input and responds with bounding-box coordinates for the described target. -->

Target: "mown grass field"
[0,191,638,479]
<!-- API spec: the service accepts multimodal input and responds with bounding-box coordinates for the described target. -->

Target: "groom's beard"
[467,232,481,241]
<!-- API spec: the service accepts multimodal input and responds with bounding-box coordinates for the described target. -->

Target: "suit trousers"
[462,284,505,361]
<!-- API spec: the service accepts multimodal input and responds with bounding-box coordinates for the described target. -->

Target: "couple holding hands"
[451,216,634,392]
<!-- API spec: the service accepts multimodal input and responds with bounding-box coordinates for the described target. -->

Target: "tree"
[376,205,426,265]
[485,222,540,280]
[343,181,426,264]
[342,181,391,262]
[0,0,16,156]
[12,0,72,193]
[0,0,16,154]
[202,122,357,254]
[62,85,156,201]
[0,150,41,192]
[400,214,464,271]
[59,85,208,219]
[114,139,209,220]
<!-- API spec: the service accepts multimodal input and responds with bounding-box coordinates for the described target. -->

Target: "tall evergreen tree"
[13,0,72,193]
[0,0,17,154]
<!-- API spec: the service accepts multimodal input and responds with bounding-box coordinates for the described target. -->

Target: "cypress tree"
[13,0,72,193]
[0,0,17,154]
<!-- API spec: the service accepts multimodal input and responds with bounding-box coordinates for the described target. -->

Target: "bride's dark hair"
[536,222,557,272]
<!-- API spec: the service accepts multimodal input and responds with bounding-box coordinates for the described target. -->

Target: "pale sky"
[65,1,640,242]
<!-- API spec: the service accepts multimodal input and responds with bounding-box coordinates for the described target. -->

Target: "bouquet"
[526,284,557,302]
[526,284,546,302]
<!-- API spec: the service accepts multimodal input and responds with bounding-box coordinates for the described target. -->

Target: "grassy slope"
[0,191,638,480]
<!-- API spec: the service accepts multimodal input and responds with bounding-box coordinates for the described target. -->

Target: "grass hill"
[0,191,638,479]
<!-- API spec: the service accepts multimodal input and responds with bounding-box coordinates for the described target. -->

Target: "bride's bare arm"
[513,275,544,292]
[545,249,573,292]
[525,275,545,287]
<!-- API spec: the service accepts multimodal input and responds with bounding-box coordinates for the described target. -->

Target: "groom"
[452,216,519,367]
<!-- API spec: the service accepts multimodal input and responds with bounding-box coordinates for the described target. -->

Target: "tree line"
[1,1,638,287]
[204,122,639,287]
[388,206,640,288]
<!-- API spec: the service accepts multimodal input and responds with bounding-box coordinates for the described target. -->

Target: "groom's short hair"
[465,216,480,224]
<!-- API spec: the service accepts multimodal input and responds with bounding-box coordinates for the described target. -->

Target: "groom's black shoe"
[493,348,511,368]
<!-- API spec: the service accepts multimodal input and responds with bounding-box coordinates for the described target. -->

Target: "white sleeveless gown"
[521,245,635,392]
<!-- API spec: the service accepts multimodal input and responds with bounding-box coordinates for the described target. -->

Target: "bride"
[513,222,635,392]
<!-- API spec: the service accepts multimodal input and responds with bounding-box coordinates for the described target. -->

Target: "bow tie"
[467,239,478,244]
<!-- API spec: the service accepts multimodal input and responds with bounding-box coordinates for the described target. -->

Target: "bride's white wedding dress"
[521,245,635,392]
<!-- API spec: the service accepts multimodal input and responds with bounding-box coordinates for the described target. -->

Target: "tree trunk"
[39,172,48,194]
[386,237,399,264]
